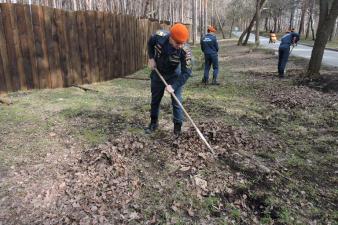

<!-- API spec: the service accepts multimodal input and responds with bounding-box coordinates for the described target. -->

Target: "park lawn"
[0,39,337,225]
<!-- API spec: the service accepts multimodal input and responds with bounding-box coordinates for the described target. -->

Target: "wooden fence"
[0,3,172,94]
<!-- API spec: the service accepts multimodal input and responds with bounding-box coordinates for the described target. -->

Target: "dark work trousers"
[150,72,183,124]
[278,47,290,77]
[204,53,219,81]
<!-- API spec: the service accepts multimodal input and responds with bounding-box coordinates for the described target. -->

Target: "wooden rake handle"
[154,68,215,154]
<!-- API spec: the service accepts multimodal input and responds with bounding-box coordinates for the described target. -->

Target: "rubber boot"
[211,78,220,85]
[174,122,182,136]
[201,77,209,85]
[145,117,158,134]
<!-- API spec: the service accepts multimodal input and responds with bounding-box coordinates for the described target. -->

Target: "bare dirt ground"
[0,40,337,224]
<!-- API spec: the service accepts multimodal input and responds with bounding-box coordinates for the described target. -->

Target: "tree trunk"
[306,0,315,39]
[204,0,208,34]
[255,0,261,46]
[329,18,338,40]
[215,10,225,38]
[264,16,268,32]
[273,16,277,32]
[311,14,316,40]
[199,0,203,36]
[299,0,308,34]
[237,16,255,45]
[308,0,338,77]
[237,0,266,45]
[192,0,197,44]
[289,2,296,29]
[230,18,234,38]
[277,16,281,32]
[181,0,184,22]
[211,0,214,26]
[143,0,150,17]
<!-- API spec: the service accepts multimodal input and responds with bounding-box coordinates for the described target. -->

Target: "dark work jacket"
[147,30,192,90]
[200,33,219,55]
[279,32,300,49]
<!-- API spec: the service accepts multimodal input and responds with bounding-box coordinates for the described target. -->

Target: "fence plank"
[9,3,27,90]
[76,11,90,84]
[66,10,82,85]
[129,16,135,74]
[0,3,25,91]
[85,11,99,83]
[115,15,122,77]
[127,16,133,75]
[0,4,12,92]
[140,19,145,66]
[15,4,35,89]
[44,6,63,88]
[54,8,70,87]
[95,12,105,82]
[24,4,39,89]
[0,51,6,94]
[103,12,113,80]
[123,15,130,76]
[121,15,127,76]
[31,5,51,89]
[136,19,142,70]
[111,14,118,79]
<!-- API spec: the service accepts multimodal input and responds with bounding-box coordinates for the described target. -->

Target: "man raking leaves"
[277,28,300,78]
[145,23,214,154]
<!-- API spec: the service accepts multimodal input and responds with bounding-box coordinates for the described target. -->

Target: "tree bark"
[273,16,277,32]
[255,0,261,46]
[289,2,296,29]
[215,10,225,38]
[305,0,315,39]
[310,13,316,40]
[192,0,197,44]
[237,0,266,46]
[308,0,338,77]
[329,18,338,40]
[299,0,308,34]
[204,0,208,34]
[264,16,268,32]
[230,18,234,38]
[237,15,255,45]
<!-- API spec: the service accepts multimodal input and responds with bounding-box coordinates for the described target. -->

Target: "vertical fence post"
[0,3,12,92]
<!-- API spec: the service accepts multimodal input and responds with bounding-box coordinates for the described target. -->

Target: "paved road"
[233,32,338,68]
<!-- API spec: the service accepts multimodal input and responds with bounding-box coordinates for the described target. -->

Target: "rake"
[154,68,215,155]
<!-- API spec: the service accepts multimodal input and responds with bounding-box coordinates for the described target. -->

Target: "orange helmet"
[170,23,189,44]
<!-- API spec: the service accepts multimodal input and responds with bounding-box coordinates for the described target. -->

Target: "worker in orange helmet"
[145,23,192,136]
[201,25,219,85]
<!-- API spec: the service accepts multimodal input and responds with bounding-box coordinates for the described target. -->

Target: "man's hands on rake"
[149,61,174,94]
[166,85,174,93]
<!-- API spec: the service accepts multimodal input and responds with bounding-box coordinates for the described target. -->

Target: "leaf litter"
[1,40,337,224]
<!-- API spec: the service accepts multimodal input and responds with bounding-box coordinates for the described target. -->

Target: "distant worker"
[145,23,192,136]
[277,29,300,78]
[201,25,219,85]
[269,30,277,43]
